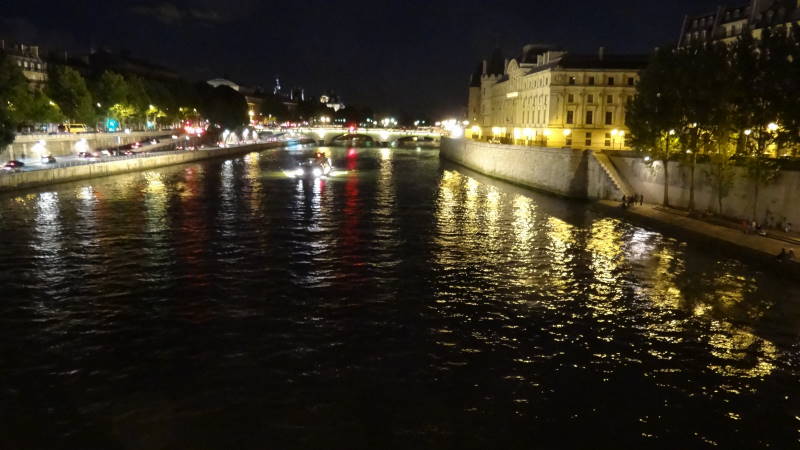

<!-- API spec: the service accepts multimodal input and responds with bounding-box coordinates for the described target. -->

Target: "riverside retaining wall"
[441,138,800,226]
[609,156,800,226]
[3,131,174,160]
[0,142,284,193]
[440,138,620,199]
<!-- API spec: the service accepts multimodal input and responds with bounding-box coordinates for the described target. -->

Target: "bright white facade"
[467,45,646,150]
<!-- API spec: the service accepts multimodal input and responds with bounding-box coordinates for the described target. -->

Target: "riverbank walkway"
[597,200,800,271]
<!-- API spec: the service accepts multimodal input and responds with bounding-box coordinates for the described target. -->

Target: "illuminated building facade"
[679,0,800,47]
[467,45,646,150]
[1,40,48,90]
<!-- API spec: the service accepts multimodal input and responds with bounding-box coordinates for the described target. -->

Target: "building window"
[585,132,592,146]
[605,133,611,147]
[588,76,595,85]
[566,110,574,124]
[605,111,613,125]
[606,95,613,104]
[587,94,594,104]
[568,93,574,103]
[566,136,572,146]
[569,76,576,85]
[586,111,593,125]
[607,77,614,85]
[627,77,635,86]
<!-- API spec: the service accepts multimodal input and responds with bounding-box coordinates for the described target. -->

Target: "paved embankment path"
[596,200,800,275]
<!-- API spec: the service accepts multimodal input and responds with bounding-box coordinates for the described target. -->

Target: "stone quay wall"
[3,131,174,160]
[0,142,287,193]
[440,138,619,200]
[609,156,800,226]
[441,138,800,226]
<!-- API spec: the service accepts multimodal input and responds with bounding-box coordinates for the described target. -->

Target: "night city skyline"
[5,0,726,117]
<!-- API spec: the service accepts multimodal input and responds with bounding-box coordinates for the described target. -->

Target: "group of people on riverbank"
[620,194,643,208]
[741,219,793,237]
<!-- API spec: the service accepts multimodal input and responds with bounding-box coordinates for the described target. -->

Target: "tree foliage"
[200,85,248,130]
[48,66,94,124]
[628,27,800,218]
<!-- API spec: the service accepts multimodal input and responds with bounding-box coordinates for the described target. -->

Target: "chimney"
[598,46,605,61]
[482,60,487,75]
[504,58,509,74]
[31,46,38,58]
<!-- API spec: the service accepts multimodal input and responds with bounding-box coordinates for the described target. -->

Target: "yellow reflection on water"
[707,320,777,378]
[544,216,574,293]
[244,152,263,216]
[587,218,625,293]
[143,171,168,233]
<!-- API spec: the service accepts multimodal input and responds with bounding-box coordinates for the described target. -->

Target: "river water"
[1,146,798,449]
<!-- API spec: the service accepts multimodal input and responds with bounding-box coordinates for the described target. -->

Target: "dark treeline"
[0,54,253,146]
[627,26,800,217]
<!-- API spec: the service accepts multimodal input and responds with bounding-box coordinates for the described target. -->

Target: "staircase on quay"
[592,151,635,198]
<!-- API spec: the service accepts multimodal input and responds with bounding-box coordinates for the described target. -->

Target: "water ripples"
[0,147,798,448]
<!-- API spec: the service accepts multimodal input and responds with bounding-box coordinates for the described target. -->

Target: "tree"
[0,53,34,126]
[627,47,681,206]
[673,41,731,212]
[145,79,177,126]
[730,30,785,220]
[48,66,94,124]
[200,85,248,130]
[26,90,64,124]
[0,102,14,148]
[94,71,128,107]
[126,75,150,126]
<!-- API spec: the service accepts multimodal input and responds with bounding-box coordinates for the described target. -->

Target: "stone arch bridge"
[290,127,442,146]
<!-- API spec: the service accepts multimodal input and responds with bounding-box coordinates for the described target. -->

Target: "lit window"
[569,76,576,85]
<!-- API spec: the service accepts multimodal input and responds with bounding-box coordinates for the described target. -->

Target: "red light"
[347,148,357,158]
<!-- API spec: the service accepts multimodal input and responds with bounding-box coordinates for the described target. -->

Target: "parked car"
[2,160,25,172]
[41,154,57,164]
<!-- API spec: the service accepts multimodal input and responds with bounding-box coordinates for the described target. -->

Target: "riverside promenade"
[596,200,800,275]
[0,139,314,193]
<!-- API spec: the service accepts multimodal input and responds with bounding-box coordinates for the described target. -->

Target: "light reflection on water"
[0,148,798,448]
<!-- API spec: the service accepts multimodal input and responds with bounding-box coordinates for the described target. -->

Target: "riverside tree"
[629,26,800,218]
[730,31,785,221]
[200,85,248,130]
[48,66,94,125]
[627,47,681,206]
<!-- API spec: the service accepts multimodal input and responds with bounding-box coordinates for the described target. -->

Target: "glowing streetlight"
[767,122,779,132]
[744,129,752,136]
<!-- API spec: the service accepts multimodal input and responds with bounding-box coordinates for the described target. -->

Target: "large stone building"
[467,45,647,150]
[0,40,48,90]
[679,0,800,47]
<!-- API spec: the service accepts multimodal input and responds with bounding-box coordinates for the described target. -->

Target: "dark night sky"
[4,0,724,118]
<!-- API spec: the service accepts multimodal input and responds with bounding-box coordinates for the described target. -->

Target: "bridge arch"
[328,134,377,146]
